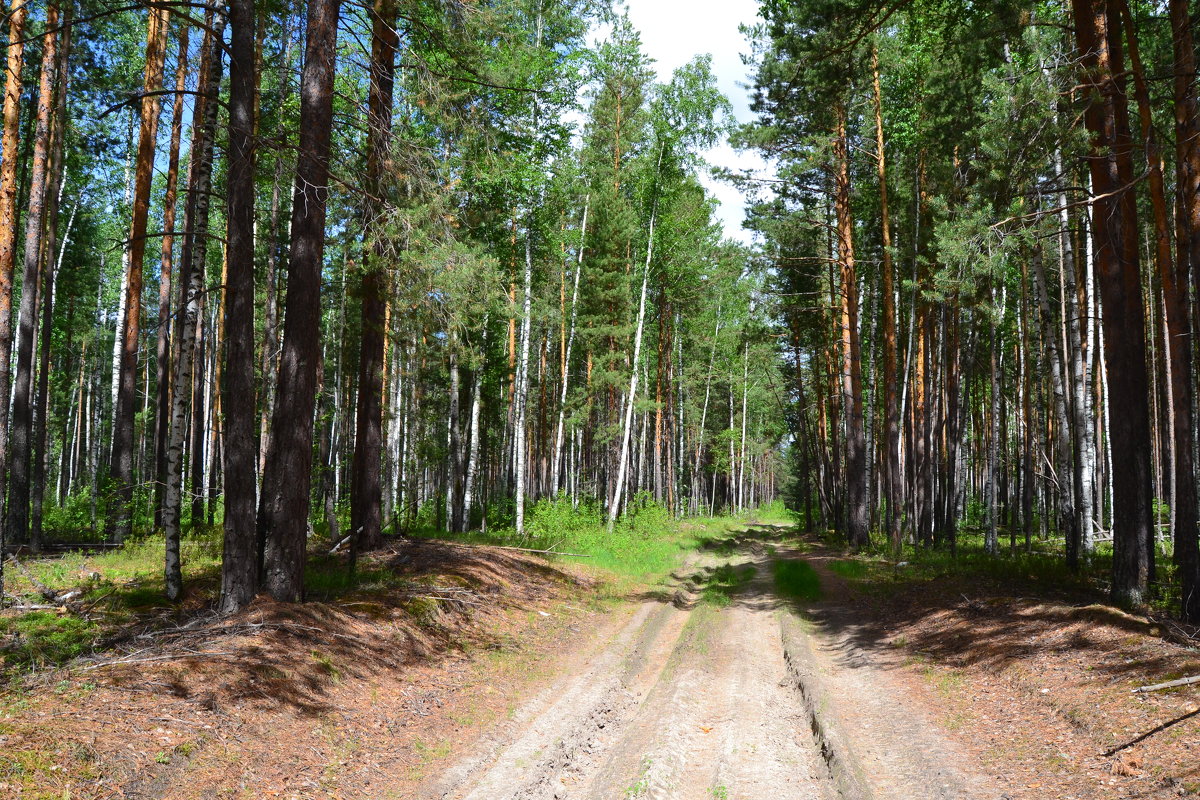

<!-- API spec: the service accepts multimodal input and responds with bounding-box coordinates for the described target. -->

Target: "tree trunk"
[463,348,484,529]
[833,102,869,549]
[445,338,463,532]
[8,2,62,546]
[515,230,533,534]
[1070,0,1153,608]
[552,199,587,496]
[219,0,258,613]
[31,17,71,550]
[107,4,169,542]
[1168,0,1200,623]
[349,0,396,556]
[0,0,26,581]
[608,191,656,531]
[153,25,190,529]
[872,47,901,555]
[260,0,342,601]
[164,3,224,601]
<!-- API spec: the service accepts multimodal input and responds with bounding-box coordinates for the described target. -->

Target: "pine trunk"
[1070,0,1154,608]
[219,0,257,613]
[833,103,869,548]
[260,0,342,601]
[1168,0,1200,622]
[108,4,169,542]
[350,0,396,555]
[153,26,190,529]
[8,3,62,546]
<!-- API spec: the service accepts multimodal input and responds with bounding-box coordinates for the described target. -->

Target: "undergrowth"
[773,560,822,602]
[410,495,786,584]
[0,500,786,678]
[695,562,756,607]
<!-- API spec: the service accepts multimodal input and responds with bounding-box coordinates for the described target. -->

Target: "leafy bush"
[42,492,100,542]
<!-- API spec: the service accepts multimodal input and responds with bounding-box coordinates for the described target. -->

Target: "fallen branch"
[80,651,238,670]
[6,555,58,601]
[432,539,592,558]
[491,544,593,558]
[1102,707,1200,757]
[1132,674,1200,693]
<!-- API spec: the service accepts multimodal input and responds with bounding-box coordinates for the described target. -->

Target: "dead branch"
[1131,674,1200,693]
[6,554,58,601]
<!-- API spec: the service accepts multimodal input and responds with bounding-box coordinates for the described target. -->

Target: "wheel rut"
[428,526,1000,800]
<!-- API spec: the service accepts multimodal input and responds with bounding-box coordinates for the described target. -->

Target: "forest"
[0,0,1197,623]
[745,0,1200,624]
[1,0,1200,796]
[0,0,785,614]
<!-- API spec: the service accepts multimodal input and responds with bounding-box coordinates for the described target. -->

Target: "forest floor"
[0,523,1198,798]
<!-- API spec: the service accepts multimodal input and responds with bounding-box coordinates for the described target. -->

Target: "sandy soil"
[8,526,1193,799]
[426,529,999,800]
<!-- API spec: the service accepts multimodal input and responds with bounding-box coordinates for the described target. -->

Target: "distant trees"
[744,0,1200,619]
[0,1,783,612]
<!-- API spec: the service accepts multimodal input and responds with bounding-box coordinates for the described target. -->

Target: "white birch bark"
[552,198,587,495]
[607,197,657,532]
[738,340,748,511]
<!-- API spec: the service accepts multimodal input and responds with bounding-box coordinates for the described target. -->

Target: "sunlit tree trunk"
[32,16,71,550]
[607,185,657,531]
[8,2,62,547]
[0,0,26,584]
[164,4,224,600]
[107,4,169,542]
[872,47,900,554]
[552,200,587,496]
[154,26,190,529]
[833,102,869,548]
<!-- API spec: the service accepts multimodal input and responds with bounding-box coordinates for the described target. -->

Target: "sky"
[621,0,768,245]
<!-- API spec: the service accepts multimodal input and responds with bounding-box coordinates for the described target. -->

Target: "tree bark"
[107,4,170,542]
[219,0,258,614]
[350,0,396,555]
[153,25,190,529]
[607,189,656,531]
[164,3,224,601]
[1168,0,1200,623]
[872,47,901,555]
[260,0,342,601]
[0,0,26,581]
[552,199,587,496]
[8,2,62,546]
[31,14,71,550]
[833,102,869,549]
[1070,0,1154,608]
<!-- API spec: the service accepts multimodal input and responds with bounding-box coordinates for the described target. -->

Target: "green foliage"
[0,612,100,670]
[772,560,822,602]
[827,559,868,580]
[696,562,756,607]
[41,493,99,542]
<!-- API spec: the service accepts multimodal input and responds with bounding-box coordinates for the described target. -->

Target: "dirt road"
[424,527,1002,800]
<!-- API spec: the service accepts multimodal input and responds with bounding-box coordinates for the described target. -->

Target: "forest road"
[421,525,1002,800]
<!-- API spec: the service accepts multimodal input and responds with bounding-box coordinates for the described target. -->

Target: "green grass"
[409,495,762,584]
[773,559,822,602]
[696,562,756,607]
[0,612,100,669]
[827,559,869,580]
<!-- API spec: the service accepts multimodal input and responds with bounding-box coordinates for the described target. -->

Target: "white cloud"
[623,0,770,245]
